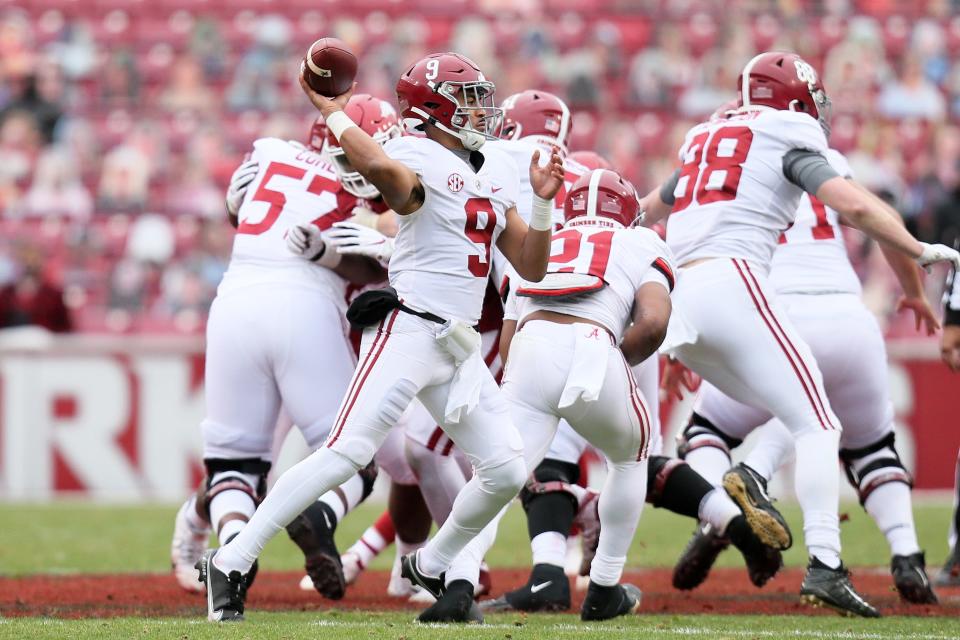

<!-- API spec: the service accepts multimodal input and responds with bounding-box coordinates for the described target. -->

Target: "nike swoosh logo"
[492,187,502,193]
[530,581,552,593]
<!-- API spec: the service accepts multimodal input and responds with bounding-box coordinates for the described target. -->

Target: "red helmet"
[568,150,612,171]
[563,169,639,229]
[709,99,740,123]
[326,93,402,199]
[737,51,831,136]
[499,90,572,153]
[308,115,327,152]
[395,52,502,151]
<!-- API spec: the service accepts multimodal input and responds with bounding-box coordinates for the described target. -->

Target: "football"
[301,37,358,97]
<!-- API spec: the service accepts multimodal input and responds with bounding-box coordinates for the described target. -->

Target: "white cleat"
[341,551,364,585]
[298,574,313,591]
[171,501,210,593]
[387,551,414,598]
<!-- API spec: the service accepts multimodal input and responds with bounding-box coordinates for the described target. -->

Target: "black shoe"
[400,550,446,600]
[722,464,792,550]
[672,523,730,590]
[892,552,937,604]
[935,544,960,587]
[196,549,246,622]
[726,515,783,588]
[285,502,345,600]
[580,581,642,621]
[223,532,258,601]
[480,563,570,612]
[800,557,880,618]
[417,580,484,623]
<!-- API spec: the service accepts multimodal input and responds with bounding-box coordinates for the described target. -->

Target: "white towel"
[444,348,485,424]
[659,307,698,357]
[558,325,609,409]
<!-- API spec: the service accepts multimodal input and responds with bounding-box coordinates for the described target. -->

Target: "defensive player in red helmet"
[638,51,960,617]
[198,52,564,623]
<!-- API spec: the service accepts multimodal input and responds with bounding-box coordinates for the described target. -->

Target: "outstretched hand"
[896,296,940,336]
[529,146,566,201]
[298,70,356,118]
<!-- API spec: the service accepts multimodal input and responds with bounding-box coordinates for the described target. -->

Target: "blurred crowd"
[0,0,958,333]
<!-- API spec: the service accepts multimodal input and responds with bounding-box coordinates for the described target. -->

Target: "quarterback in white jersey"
[673,148,940,604]
[169,132,385,595]
[639,51,960,618]
[200,52,563,624]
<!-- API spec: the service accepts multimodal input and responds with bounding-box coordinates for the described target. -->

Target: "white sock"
[184,495,210,532]
[589,459,647,587]
[215,448,359,575]
[445,509,505,587]
[743,421,794,481]
[208,472,259,546]
[684,447,731,487]
[794,429,842,569]
[698,488,742,535]
[864,482,921,557]
[417,456,524,577]
[530,531,567,567]
[318,472,366,524]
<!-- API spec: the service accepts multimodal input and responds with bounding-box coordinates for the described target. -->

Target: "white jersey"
[770,149,861,295]
[666,109,829,268]
[385,136,519,325]
[510,223,676,339]
[219,137,351,301]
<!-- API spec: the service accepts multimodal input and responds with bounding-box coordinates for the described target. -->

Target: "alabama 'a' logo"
[448,173,464,193]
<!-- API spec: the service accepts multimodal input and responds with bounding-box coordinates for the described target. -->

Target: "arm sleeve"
[659,169,681,206]
[782,149,841,195]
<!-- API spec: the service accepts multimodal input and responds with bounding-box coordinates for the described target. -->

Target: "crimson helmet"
[568,150,612,171]
[563,169,640,229]
[499,90,572,153]
[709,99,740,123]
[326,93,402,199]
[395,52,502,151]
[308,115,327,153]
[737,51,831,136]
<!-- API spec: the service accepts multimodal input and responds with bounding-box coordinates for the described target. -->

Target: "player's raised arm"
[496,148,565,282]
[637,172,679,227]
[299,77,424,215]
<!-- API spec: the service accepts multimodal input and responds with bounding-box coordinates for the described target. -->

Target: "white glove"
[917,242,960,270]
[286,224,341,268]
[225,159,260,216]
[326,221,395,264]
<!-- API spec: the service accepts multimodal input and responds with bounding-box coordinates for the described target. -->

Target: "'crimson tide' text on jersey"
[771,148,861,295]
[513,224,676,339]
[220,137,352,299]
[384,136,519,325]
[666,109,829,268]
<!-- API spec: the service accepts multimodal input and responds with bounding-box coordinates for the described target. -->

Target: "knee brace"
[520,458,581,512]
[645,455,714,518]
[646,455,685,506]
[358,461,379,501]
[196,458,272,520]
[839,432,912,506]
[675,412,742,460]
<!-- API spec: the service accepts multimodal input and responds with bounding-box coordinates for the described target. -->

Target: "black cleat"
[400,550,446,600]
[480,563,570,612]
[285,502,345,600]
[726,515,783,588]
[417,580,484,623]
[196,549,246,622]
[672,523,730,590]
[892,552,937,604]
[935,544,960,587]
[800,557,880,618]
[223,532,258,601]
[580,581,642,621]
[722,464,792,550]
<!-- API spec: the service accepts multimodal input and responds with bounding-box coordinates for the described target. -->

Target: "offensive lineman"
[197,52,564,622]
[639,51,960,617]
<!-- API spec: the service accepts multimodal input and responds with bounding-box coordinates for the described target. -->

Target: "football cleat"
[416,580,484,623]
[341,550,365,585]
[400,550,446,600]
[726,515,783,588]
[891,552,937,604]
[481,563,570,612]
[935,544,960,587]
[387,551,414,598]
[196,550,246,622]
[171,501,210,593]
[285,502,345,600]
[574,490,601,577]
[800,557,880,618]
[672,522,730,590]
[722,464,792,550]
[580,581,642,621]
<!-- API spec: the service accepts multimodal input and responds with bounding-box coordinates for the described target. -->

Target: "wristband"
[326,110,358,142]
[311,242,343,269]
[529,195,553,231]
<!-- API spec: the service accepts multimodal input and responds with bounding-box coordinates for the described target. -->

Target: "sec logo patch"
[448,173,464,193]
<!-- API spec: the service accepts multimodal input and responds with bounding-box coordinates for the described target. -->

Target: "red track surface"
[1,568,955,618]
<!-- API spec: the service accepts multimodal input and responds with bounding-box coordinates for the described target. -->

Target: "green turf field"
[1,500,958,640]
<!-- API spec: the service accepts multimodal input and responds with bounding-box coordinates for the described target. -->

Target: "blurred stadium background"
[0,0,958,504]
